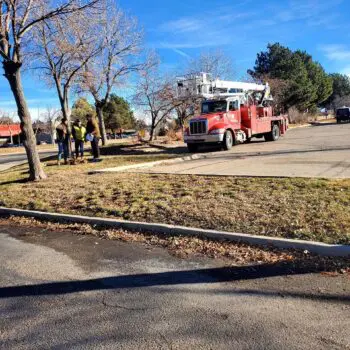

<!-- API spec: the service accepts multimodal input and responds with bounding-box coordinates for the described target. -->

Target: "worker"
[72,119,86,162]
[56,118,70,165]
[86,113,101,161]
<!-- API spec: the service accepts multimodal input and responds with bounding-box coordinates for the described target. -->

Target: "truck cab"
[184,97,242,152]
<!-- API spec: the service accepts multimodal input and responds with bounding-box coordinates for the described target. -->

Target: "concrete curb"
[89,153,217,174]
[0,207,349,257]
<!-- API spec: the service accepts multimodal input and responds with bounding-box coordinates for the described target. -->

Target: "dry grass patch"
[1,158,350,244]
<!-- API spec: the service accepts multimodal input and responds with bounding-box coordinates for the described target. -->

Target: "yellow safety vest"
[73,125,86,141]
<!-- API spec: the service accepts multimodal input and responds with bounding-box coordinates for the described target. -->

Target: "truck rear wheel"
[265,124,280,142]
[223,130,234,150]
[187,143,198,153]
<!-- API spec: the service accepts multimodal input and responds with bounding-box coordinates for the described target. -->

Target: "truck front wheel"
[265,124,280,142]
[187,143,198,153]
[223,130,234,150]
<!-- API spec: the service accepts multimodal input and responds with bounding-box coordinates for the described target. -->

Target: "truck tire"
[187,143,198,153]
[265,123,280,142]
[223,130,234,150]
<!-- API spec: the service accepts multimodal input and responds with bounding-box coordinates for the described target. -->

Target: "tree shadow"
[100,143,189,156]
[0,177,30,186]
[1,261,348,301]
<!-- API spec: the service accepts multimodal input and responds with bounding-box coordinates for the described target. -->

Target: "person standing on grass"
[56,118,70,166]
[86,113,101,161]
[72,119,86,163]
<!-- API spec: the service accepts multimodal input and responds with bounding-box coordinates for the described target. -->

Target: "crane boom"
[213,79,266,92]
[176,72,269,100]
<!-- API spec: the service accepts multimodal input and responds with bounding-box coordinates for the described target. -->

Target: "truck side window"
[229,101,239,111]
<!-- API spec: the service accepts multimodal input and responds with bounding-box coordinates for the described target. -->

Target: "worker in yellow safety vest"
[72,119,86,162]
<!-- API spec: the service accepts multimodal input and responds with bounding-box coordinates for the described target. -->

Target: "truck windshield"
[337,108,349,117]
[202,100,227,114]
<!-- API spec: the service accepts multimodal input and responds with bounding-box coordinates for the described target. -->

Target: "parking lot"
[133,123,350,178]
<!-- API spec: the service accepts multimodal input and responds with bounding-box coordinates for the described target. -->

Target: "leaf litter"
[2,216,349,275]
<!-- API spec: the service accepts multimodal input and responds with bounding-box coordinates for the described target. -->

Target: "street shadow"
[1,261,349,301]
[310,122,347,127]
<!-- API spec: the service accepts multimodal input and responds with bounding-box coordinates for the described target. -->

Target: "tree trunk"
[149,121,155,141]
[64,92,73,156]
[3,61,47,181]
[95,102,107,146]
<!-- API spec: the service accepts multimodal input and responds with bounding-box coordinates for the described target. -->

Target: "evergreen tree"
[103,94,136,131]
[71,98,96,123]
[322,73,350,109]
[249,43,333,112]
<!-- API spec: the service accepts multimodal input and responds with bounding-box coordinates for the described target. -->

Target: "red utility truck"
[177,73,288,152]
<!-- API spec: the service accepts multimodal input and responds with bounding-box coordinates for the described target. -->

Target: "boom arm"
[176,72,269,100]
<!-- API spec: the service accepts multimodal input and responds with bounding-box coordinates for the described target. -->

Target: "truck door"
[228,100,240,126]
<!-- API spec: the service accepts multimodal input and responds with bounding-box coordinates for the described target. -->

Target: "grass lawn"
[1,148,350,245]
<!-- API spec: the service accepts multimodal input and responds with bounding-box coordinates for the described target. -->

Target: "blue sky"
[1,0,350,120]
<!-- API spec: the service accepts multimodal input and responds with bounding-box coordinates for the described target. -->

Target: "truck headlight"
[209,128,225,134]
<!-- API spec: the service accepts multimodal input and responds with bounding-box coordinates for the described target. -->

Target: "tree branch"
[19,0,100,37]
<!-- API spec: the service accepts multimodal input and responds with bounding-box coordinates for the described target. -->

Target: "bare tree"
[174,96,199,128]
[81,0,143,145]
[0,113,14,125]
[169,50,235,130]
[41,106,61,144]
[133,63,177,141]
[0,0,99,180]
[156,80,199,132]
[333,95,350,110]
[33,8,100,125]
[187,50,235,80]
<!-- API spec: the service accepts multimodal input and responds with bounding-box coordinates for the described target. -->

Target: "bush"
[166,129,183,141]
[287,107,310,124]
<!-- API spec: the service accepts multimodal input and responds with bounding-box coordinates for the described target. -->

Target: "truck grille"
[190,120,207,135]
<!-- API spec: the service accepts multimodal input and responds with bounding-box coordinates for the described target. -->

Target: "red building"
[0,124,22,144]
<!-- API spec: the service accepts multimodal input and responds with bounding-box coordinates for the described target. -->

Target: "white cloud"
[0,98,60,121]
[320,45,350,61]
[156,8,255,50]
[341,66,350,77]
[155,0,343,52]
[159,18,203,33]
[171,48,191,59]
[159,37,230,49]
[274,0,343,28]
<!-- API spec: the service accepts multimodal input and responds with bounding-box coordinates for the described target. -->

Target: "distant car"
[336,107,350,123]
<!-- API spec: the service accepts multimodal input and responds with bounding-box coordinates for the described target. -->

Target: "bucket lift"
[176,72,272,106]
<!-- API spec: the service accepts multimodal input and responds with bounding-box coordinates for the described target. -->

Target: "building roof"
[0,124,21,137]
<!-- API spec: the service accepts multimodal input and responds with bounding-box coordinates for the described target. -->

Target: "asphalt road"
[1,222,349,349]
[0,150,56,171]
[134,123,350,178]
